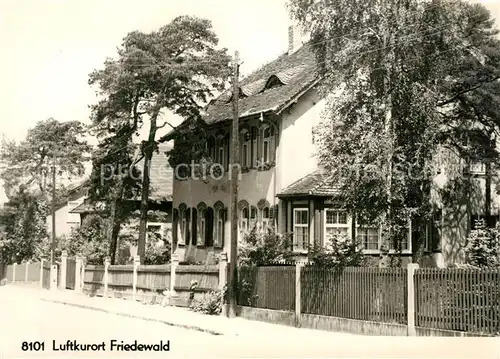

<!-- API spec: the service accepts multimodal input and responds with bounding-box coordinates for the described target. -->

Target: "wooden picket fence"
[237,264,500,336]
[415,268,500,335]
[301,267,407,324]
[83,261,220,302]
[238,266,296,311]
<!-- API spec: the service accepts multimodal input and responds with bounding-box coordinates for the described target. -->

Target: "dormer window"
[264,75,284,90]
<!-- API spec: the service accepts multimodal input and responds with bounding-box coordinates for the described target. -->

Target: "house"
[166,25,499,267]
[69,143,174,260]
[46,178,89,238]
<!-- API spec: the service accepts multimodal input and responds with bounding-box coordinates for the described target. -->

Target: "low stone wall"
[236,306,296,327]
[235,306,493,337]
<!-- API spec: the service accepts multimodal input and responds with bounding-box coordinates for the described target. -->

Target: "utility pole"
[51,151,56,264]
[227,50,240,318]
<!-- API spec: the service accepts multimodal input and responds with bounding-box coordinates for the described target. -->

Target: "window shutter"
[173,209,179,247]
[191,209,197,246]
[270,128,276,162]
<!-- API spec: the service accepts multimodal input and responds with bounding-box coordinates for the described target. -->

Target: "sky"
[0,0,500,204]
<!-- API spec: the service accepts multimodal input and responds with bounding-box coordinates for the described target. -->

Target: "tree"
[289,0,500,266]
[87,123,142,265]
[0,118,90,263]
[464,218,500,267]
[1,118,90,197]
[88,16,231,263]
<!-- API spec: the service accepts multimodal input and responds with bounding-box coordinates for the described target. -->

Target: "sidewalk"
[3,284,353,339]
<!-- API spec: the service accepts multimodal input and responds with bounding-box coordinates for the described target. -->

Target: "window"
[357,227,380,252]
[179,209,186,246]
[250,206,257,230]
[262,127,272,163]
[240,207,249,232]
[215,208,224,247]
[261,207,270,231]
[241,131,251,168]
[324,209,349,244]
[251,127,258,167]
[199,208,206,245]
[388,220,411,252]
[293,208,309,251]
[218,146,224,167]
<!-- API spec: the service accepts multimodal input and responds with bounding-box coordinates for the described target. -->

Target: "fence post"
[103,256,110,298]
[25,260,30,283]
[39,259,44,287]
[75,256,83,293]
[218,253,228,290]
[407,263,419,336]
[12,262,16,283]
[132,255,140,301]
[60,251,68,290]
[218,253,228,316]
[50,264,58,290]
[170,253,179,295]
[295,262,304,327]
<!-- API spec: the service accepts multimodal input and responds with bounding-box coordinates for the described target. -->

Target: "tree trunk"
[137,114,158,264]
[108,176,125,265]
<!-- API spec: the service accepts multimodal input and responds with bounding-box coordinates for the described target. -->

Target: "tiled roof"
[277,170,339,198]
[133,143,173,202]
[160,43,319,140]
[70,200,104,214]
[205,44,318,124]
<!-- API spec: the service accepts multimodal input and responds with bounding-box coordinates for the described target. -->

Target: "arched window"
[250,206,258,230]
[261,125,276,164]
[257,199,271,232]
[262,207,270,231]
[214,201,225,248]
[238,200,250,233]
[197,202,207,246]
[240,130,251,168]
[178,204,187,246]
[241,207,249,232]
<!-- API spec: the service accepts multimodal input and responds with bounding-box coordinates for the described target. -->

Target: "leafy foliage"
[189,287,226,315]
[89,16,231,263]
[1,118,90,197]
[308,234,366,268]
[238,227,294,266]
[0,193,48,264]
[143,233,171,265]
[288,0,500,264]
[62,215,110,265]
[0,118,89,264]
[464,219,500,267]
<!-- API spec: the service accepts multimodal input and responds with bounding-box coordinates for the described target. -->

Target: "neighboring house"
[166,26,499,267]
[46,178,89,238]
[70,143,174,262]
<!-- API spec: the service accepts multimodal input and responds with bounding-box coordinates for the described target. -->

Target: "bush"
[66,215,109,265]
[464,219,500,268]
[189,287,226,315]
[308,233,365,269]
[238,227,293,266]
[144,237,171,265]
